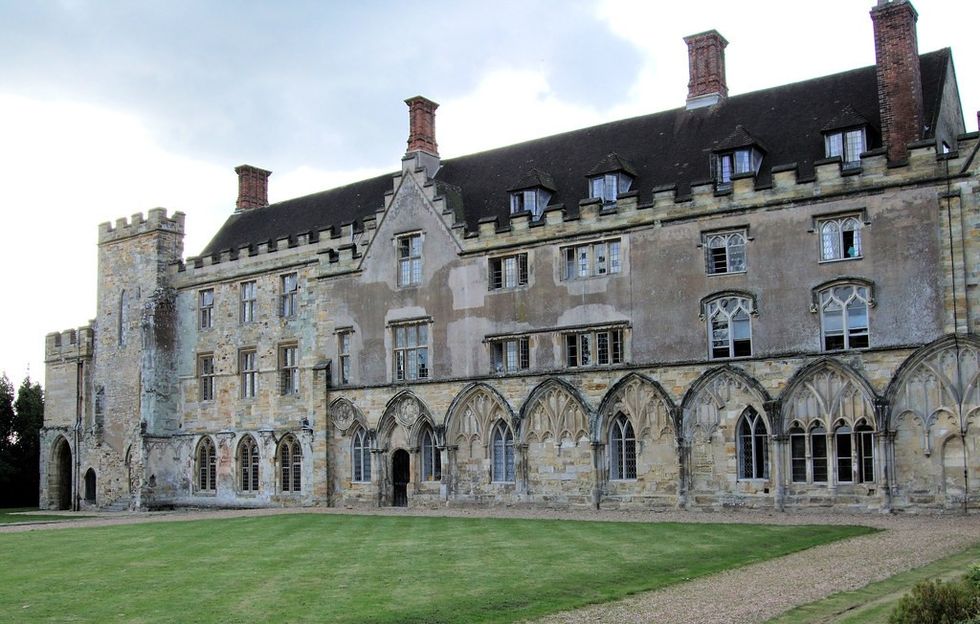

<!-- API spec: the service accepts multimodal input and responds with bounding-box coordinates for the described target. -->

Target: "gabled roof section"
[821,105,870,132]
[199,49,953,255]
[713,125,764,152]
[586,152,638,177]
[508,168,558,193]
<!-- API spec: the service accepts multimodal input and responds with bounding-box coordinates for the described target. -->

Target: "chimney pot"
[405,96,439,156]
[234,165,271,212]
[871,0,923,163]
[684,30,728,110]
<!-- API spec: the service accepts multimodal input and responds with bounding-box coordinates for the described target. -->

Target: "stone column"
[874,396,893,510]
[216,430,236,501]
[765,399,784,511]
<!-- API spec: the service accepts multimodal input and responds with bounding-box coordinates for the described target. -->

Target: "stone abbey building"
[41,1,980,513]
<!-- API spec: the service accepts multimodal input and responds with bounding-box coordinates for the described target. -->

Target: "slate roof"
[200,49,952,257]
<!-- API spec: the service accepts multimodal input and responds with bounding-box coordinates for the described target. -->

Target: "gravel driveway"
[3,506,978,623]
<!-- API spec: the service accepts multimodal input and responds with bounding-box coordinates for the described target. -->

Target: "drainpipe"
[74,361,83,511]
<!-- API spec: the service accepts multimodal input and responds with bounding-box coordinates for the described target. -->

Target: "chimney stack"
[235,164,271,212]
[405,96,439,156]
[871,0,923,163]
[684,30,728,110]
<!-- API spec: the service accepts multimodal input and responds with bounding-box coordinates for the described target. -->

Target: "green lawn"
[0,513,873,623]
[767,541,980,624]
[0,508,92,525]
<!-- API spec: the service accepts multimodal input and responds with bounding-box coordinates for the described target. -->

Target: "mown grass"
[767,541,980,624]
[0,507,93,524]
[0,513,874,623]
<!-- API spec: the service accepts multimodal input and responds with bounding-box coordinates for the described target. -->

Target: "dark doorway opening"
[392,449,409,507]
[84,468,97,503]
[52,438,72,510]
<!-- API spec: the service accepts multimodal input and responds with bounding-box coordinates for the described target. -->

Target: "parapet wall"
[98,207,185,245]
[45,325,94,363]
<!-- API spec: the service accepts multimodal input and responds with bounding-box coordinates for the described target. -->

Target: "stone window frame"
[811,278,874,352]
[337,328,353,386]
[351,426,371,484]
[489,336,530,374]
[789,421,831,485]
[277,434,302,493]
[832,419,876,484]
[560,238,623,281]
[199,288,214,330]
[609,413,637,481]
[737,407,769,480]
[700,291,757,360]
[197,353,215,402]
[419,426,441,482]
[396,231,423,288]
[238,435,260,494]
[390,318,431,382]
[488,252,529,291]
[701,227,749,276]
[278,342,299,396]
[563,327,625,368]
[810,209,869,263]
[279,273,298,318]
[196,436,217,493]
[490,420,515,483]
[240,280,257,324]
[239,348,258,399]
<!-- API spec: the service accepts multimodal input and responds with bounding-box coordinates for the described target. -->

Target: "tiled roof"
[200,49,951,256]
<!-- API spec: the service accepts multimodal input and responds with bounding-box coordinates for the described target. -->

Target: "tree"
[0,375,15,501]
[0,375,44,507]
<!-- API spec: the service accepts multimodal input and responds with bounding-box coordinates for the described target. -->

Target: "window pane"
[821,222,841,260]
[826,133,843,158]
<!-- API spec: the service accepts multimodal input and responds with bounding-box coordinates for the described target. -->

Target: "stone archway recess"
[50,437,72,510]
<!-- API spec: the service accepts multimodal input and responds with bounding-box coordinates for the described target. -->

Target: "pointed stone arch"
[596,373,675,442]
[518,378,591,445]
[780,358,879,432]
[377,390,433,449]
[680,365,772,442]
[328,397,367,435]
[445,383,516,455]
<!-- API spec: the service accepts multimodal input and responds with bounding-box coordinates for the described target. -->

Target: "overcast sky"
[0,0,977,386]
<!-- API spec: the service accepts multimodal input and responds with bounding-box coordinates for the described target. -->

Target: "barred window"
[819,284,869,351]
[199,289,214,330]
[704,231,746,275]
[393,322,429,381]
[420,427,441,481]
[491,337,529,373]
[397,233,422,287]
[609,414,636,480]
[280,273,298,317]
[489,253,529,290]
[279,344,299,395]
[565,329,623,368]
[196,437,216,492]
[737,408,768,480]
[706,296,752,359]
[240,281,257,323]
[352,427,371,483]
[278,435,302,493]
[239,436,260,493]
[561,239,622,280]
[240,349,257,399]
[198,354,215,401]
[491,421,515,483]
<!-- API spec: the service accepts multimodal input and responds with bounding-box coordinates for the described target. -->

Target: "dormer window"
[589,172,632,205]
[509,188,551,220]
[712,126,764,191]
[825,128,866,169]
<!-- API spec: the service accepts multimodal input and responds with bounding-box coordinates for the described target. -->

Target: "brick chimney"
[234,164,271,212]
[871,0,923,163]
[405,96,439,156]
[684,30,728,110]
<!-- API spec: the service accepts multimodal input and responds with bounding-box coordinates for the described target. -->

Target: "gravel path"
[3,507,978,623]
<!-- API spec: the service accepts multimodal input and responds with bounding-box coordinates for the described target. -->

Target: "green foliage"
[888,570,980,624]
[0,515,873,623]
[0,375,44,507]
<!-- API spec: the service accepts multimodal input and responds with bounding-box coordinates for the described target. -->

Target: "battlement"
[45,325,94,362]
[98,208,185,245]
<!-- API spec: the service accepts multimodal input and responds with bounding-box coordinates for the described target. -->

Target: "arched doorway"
[84,468,97,503]
[392,449,410,507]
[50,437,72,510]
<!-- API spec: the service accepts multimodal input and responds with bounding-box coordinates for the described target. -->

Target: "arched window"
[197,437,216,492]
[705,231,746,275]
[856,421,875,483]
[278,435,302,493]
[737,408,768,480]
[420,427,441,481]
[819,284,869,351]
[820,216,862,261]
[706,296,752,359]
[834,423,853,483]
[238,436,260,493]
[810,423,828,483]
[491,421,515,483]
[84,468,97,502]
[609,414,636,480]
[789,425,806,483]
[352,427,371,483]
